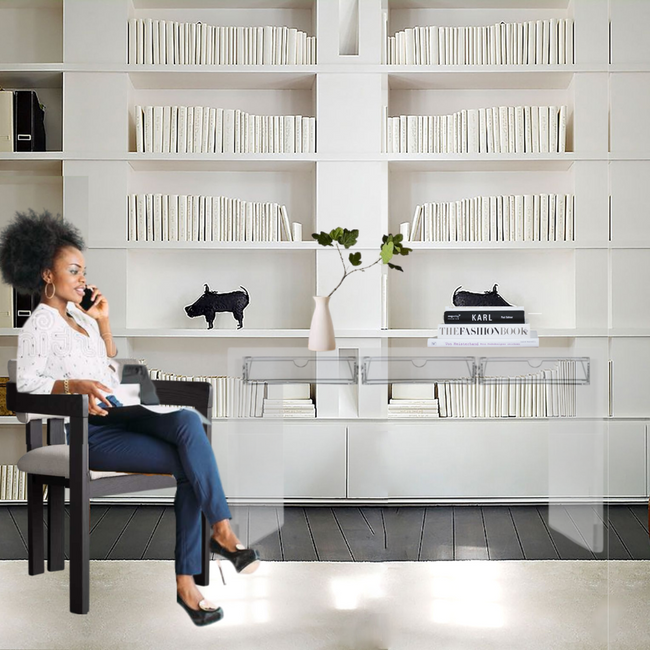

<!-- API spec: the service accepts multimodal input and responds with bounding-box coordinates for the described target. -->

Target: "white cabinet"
[1,0,649,502]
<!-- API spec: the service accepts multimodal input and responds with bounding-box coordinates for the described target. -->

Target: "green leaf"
[348,251,362,266]
[392,233,403,244]
[329,227,344,241]
[380,241,394,264]
[387,262,404,272]
[313,231,333,246]
[340,228,358,248]
[399,246,412,255]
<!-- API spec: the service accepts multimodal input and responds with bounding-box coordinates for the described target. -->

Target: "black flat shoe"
[210,538,261,574]
[176,593,224,626]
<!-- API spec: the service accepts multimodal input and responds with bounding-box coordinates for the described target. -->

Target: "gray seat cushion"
[17,446,170,480]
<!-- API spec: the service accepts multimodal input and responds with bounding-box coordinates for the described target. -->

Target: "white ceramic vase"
[307,295,336,351]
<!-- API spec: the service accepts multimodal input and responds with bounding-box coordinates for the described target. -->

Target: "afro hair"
[0,209,86,295]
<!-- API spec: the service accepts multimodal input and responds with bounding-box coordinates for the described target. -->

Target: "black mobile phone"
[80,287,96,311]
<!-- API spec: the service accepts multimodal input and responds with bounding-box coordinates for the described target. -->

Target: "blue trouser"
[65,409,231,575]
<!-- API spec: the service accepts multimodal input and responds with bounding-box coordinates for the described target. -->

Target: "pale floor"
[0,559,647,650]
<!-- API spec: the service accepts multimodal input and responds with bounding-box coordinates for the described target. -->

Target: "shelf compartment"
[242,355,358,384]
[361,356,476,384]
[477,357,590,384]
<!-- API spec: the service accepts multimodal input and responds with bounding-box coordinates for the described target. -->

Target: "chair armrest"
[6,382,89,418]
[152,380,212,419]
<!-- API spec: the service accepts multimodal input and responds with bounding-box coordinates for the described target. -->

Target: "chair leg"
[27,475,44,576]
[194,513,210,587]
[47,484,65,572]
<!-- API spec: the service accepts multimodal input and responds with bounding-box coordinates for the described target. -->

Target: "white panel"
[611,161,650,246]
[316,74,384,153]
[571,0,608,65]
[571,73,608,154]
[64,0,129,63]
[607,421,646,497]
[611,249,650,329]
[64,74,129,153]
[64,161,128,246]
[0,4,62,63]
[389,249,576,330]
[0,176,63,235]
[214,421,346,499]
[575,249,607,330]
[573,161,608,245]
[610,0,650,65]
[126,249,315,329]
[610,73,650,155]
[610,338,650,418]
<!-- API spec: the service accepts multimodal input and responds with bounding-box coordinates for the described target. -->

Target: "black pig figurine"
[452,284,513,307]
[184,284,250,329]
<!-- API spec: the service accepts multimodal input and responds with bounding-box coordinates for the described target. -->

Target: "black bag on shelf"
[13,90,46,152]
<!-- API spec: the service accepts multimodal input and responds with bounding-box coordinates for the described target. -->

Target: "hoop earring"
[44,282,55,299]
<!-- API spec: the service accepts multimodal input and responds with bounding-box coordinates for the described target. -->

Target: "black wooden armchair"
[6,359,213,615]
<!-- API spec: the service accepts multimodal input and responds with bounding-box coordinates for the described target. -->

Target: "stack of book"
[407,193,575,243]
[388,398,439,418]
[384,104,566,154]
[428,305,538,347]
[127,193,296,243]
[135,105,316,154]
[262,399,315,418]
[386,18,574,65]
[0,465,28,500]
[128,20,316,66]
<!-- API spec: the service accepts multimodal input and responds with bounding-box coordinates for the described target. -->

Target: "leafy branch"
[311,227,412,298]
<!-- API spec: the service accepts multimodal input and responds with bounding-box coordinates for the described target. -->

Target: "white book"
[540,193,549,241]
[532,194,540,241]
[535,20,543,64]
[438,323,531,338]
[481,196,490,241]
[162,194,169,241]
[213,196,221,241]
[223,108,235,153]
[515,194,524,241]
[201,106,210,153]
[178,195,188,241]
[524,194,533,241]
[135,18,144,64]
[558,105,566,152]
[467,109,479,153]
[542,19,550,65]
[208,107,216,153]
[136,194,146,241]
[527,20,535,64]
[550,18,558,64]
[507,106,515,153]
[216,108,224,153]
[530,105,539,153]
[498,106,508,153]
[146,193,154,241]
[193,105,203,153]
[523,106,532,153]
[496,195,505,241]
[566,193,574,241]
[539,105,549,153]
[558,18,566,65]
[566,19,574,64]
[134,105,144,152]
[187,106,196,153]
[143,105,153,152]
[162,105,171,153]
[169,106,178,153]
[556,192,566,241]
[158,19,166,64]
[198,195,205,241]
[152,19,160,65]
[514,105,524,153]
[280,205,292,241]
[177,105,187,153]
[549,105,558,152]
[153,194,162,241]
[489,195,497,241]
[309,116,316,152]
[128,194,136,241]
[169,194,178,241]
[235,109,242,153]
[144,18,153,64]
[549,193,556,241]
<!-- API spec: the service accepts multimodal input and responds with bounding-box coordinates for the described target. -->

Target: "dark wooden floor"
[1,505,649,562]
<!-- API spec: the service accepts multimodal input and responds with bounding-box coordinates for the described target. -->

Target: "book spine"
[444,310,526,324]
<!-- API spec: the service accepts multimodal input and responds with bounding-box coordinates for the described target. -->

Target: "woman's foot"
[211,521,242,553]
[177,577,218,612]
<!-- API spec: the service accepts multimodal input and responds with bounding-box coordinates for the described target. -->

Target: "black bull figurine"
[185,284,250,329]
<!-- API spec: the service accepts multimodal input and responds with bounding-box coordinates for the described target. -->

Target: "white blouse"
[17,301,120,395]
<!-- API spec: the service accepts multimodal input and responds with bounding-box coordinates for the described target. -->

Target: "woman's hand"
[69,379,114,416]
[82,284,109,321]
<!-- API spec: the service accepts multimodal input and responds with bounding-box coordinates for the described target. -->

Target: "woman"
[0,210,258,626]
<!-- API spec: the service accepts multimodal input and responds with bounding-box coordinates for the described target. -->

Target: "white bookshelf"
[0,0,649,504]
